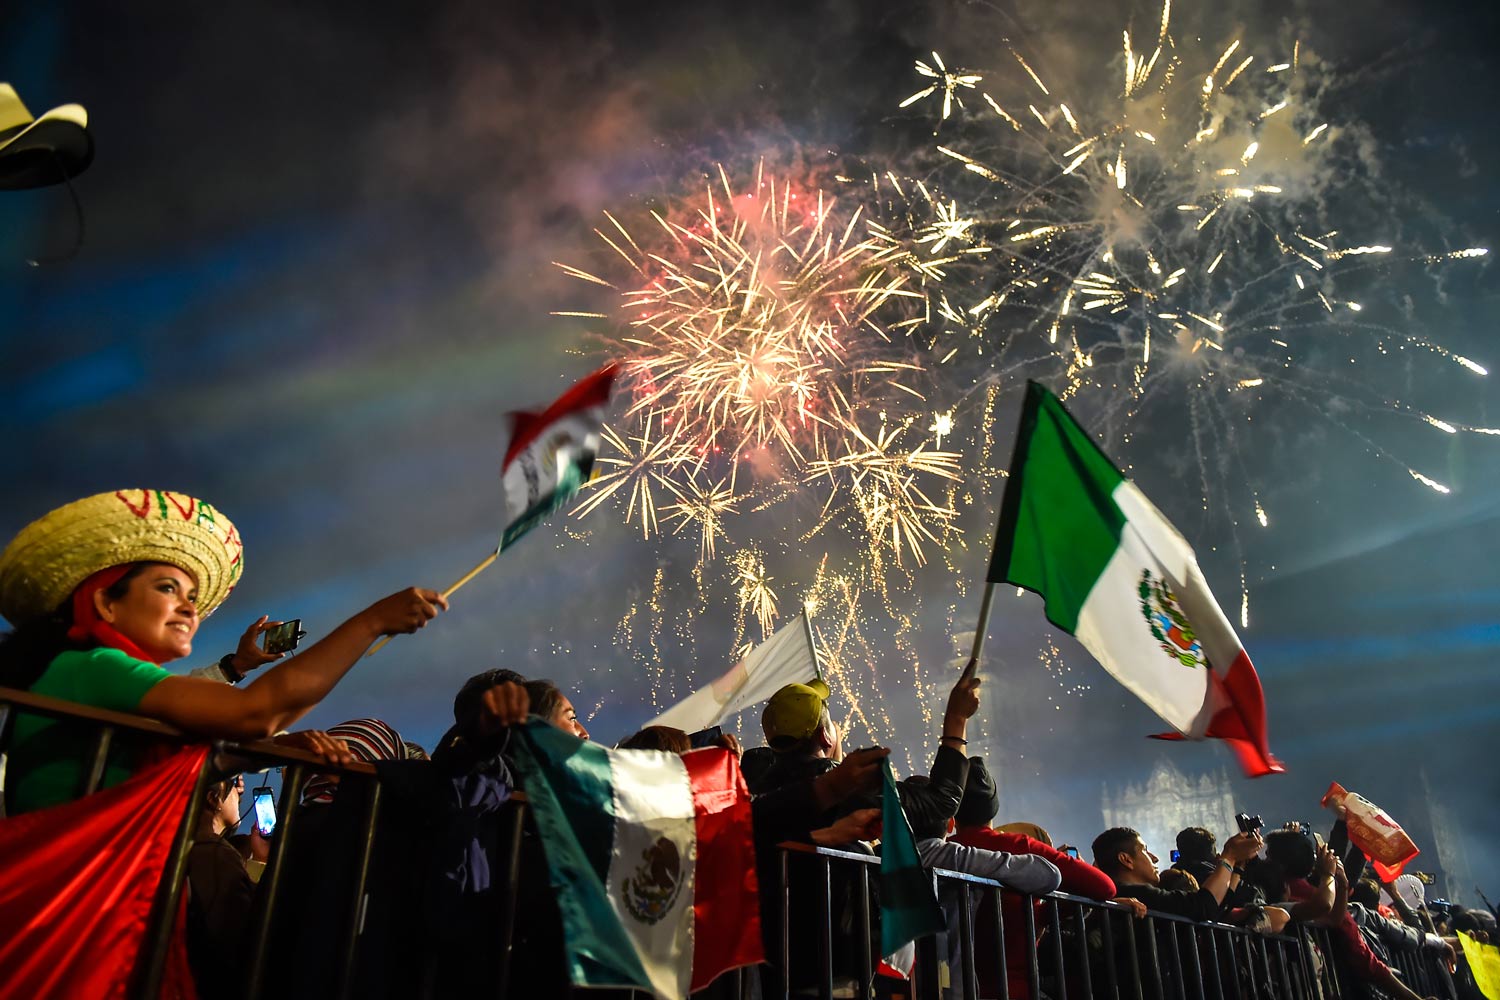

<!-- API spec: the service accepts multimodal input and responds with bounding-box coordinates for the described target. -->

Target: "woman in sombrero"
[0,488,449,814]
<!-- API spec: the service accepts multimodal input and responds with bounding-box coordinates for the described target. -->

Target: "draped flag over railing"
[509,720,763,1000]
[988,381,1282,777]
[0,745,209,999]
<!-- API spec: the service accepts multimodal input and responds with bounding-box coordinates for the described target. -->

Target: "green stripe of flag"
[511,721,654,991]
[879,759,944,956]
[987,381,1127,633]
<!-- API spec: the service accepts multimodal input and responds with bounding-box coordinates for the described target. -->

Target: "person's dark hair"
[1175,826,1217,864]
[1351,878,1382,909]
[1240,856,1285,904]
[193,776,240,839]
[956,756,1000,828]
[452,668,527,725]
[1263,830,1316,879]
[1092,827,1142,876]
[523,679,565,722]
[618,726,691,754]
[1159,868,1200,893]
[0,563,146,688]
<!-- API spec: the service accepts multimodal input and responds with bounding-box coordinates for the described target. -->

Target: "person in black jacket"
[1094,826,1264,921]
[749,672,981,836]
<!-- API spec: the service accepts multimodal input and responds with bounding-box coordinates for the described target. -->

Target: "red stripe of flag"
[503,364,618,469]
[680,747,764,992]
[1153,649,1284,777]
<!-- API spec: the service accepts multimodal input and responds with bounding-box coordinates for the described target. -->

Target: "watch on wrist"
[218,652,243,683]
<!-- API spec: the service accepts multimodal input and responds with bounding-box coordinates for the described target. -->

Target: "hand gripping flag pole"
[366,364,618,657]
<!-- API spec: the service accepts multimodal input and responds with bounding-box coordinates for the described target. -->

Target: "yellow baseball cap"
[762,679,830,748]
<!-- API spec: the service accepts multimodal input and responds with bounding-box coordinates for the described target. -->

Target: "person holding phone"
[185,774,257,999]
[190,616,304,685]
[0,489,452,813]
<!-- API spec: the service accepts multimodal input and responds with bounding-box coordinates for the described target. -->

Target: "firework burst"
[885,0,1491,622]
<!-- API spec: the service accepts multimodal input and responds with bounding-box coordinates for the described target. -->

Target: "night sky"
[3,1,1497,898]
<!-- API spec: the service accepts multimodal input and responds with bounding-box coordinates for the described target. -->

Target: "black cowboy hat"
[0,83,93,189]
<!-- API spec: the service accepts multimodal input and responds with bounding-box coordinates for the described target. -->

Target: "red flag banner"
[0,745,209,999]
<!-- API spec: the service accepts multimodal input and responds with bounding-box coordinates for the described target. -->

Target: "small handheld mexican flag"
[509,721,763,1000]
[988,382,1283,777]
[497,363,617,551]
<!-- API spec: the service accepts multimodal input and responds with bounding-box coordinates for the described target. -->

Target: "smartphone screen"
[262,619,304,656]
[687,725,723,749]
[1065,847,1080,859]
[251,787,276,838]
[1170,849,1180,863]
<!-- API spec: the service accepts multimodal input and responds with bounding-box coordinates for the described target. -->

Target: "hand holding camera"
[1222,830,1264,864]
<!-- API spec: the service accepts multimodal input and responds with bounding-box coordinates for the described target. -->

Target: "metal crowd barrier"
[776,843,1459,1000]
[0,685,1459,1000]
[0,684,529,1000]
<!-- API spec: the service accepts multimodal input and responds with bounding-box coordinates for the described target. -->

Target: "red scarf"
[66,566,162,665]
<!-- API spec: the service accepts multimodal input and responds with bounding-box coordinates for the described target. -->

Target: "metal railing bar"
[76,724,114,797]
[1024,887,1042,1000]
[1100,905,1121,1000]
[132,746,219,999]
[958,882,977,1000]
[1073,900,1096,1000]
[818,855,833,1000]
[334,777,383,1000]
[493,798,528,999]
[1048,896,1069,1000]
[245,763,308,999]
[855,862,872,1000]
[991,886,1010,1000]
[781,850,792,1000]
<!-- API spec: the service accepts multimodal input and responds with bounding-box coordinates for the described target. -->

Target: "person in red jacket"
[950,757,1124,1000]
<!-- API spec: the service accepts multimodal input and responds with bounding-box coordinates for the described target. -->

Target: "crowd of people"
[0,489,1493,1000]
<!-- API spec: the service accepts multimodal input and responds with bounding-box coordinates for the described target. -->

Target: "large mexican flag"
[509,721,763,999]
[988,382,1282,777]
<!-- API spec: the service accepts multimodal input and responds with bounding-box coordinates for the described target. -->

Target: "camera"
[1235,812,1264,835]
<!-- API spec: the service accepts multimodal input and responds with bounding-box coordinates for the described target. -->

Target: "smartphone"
[262,619,305,656]
[1065,847,1080,859]
[1170,849,1181,863]
[687,725,723,749]
[251,786,277,838]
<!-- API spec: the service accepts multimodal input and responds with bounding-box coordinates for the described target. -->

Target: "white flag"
[647,614,819,733]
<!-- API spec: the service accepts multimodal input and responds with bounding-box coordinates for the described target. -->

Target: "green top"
[10,647,172,813]
[987,380,1127,633]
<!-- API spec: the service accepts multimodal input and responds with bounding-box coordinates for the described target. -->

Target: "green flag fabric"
[878,759,944,957]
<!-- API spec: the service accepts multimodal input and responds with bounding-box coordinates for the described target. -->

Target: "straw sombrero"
[0,83,92,190]
[0,490,243,626]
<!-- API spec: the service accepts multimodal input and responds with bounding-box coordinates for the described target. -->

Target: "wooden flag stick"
[364,550,500,658]
[959,581,998,682]
[801,604,823,682]
[441,551,500,600]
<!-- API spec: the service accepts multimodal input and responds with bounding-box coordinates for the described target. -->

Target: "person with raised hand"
[0,489,447,813]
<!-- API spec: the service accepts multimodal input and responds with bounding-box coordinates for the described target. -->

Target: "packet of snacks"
[1322,782,1419,881]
